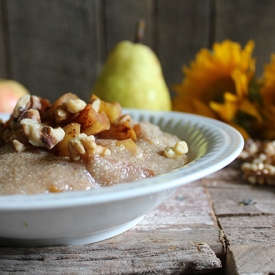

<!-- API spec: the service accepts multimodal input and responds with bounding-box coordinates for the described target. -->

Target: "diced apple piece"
[73,103,110,135]
[57,122,81,157]
[90,94,99,101]
[98,122,137,141]
[116,138,137,154]
[100,101,122,123]
[52,93,80,110]
[44,93,80,123]
[90,95,122,123]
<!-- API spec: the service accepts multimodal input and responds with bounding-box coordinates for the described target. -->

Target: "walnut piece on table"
[240,139,275,185]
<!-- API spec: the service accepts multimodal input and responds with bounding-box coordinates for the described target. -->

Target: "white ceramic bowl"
[0,110,244,246]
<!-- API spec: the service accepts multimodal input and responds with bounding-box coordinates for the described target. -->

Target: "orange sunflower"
[257,54,275,139]
[172,40,261,140]
[260,54,275,106]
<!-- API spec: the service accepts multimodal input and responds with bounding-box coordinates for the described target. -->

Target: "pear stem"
[134,19,146,43]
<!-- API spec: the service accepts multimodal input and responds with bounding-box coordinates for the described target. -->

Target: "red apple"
[0,79,29,113]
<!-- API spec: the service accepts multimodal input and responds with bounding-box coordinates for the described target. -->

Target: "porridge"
[0,93,188,195]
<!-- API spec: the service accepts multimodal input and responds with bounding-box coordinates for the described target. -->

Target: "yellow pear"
[91,41,171,111]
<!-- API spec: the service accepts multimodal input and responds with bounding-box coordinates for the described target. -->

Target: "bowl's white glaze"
[0,110,244,246]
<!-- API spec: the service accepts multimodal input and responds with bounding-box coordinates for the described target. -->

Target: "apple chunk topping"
[72,103,111,135]
[98,114,137,141]
[57,122,81,157]
[0,93,188,164]
[0,93,144,162]
[90,94,122,123]
[43,92,82,124]
[116,138,137,154]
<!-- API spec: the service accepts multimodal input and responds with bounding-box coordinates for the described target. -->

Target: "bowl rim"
[0,110,244,210]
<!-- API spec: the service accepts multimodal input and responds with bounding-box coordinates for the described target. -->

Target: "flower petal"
[239,100,262,122]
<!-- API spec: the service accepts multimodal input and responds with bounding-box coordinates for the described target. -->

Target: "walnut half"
[164,141,188,158]
[240,139,275,185]
[20,117,65,149]
[68,133,111,161]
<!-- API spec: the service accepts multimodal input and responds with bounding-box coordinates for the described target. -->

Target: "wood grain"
[0,183,223,274]
[205,164,275,274]
[157,0,211,94]
[226,245,275,275]
[0,240,221,274]
[4,0,101,102]
[2,0,275,101]
[104,0,155,52]
[3,160,275,274]
[0,1,7,77]
[214,0,275,76]
[1,1,275,273]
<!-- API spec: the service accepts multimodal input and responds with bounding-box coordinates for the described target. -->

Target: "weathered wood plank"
[103,0,212,97]
[157,0,211,94]
[214,0,275,76]
[2,0,274,102]
[5,0,101,102]
[0,183,223,274]
[104,0,155,52]
[206,164,275,274]
[226,245,275,275]
[0,239,222,274]
[223,227,275,245]
[0,1,7,78]
[1,0,275,102]
[138,185,216,230]
[219,215,275,230]
[206,179,275,216]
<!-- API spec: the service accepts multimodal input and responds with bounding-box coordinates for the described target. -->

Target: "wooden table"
[1,161,275,274]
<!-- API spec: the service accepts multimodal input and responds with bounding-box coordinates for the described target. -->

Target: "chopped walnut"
[12,95,31,119]
[65,99,86,114]
[55,107,69,123]
[12,95,50,119]
[18,109,41,123]
[20,118,65,149]
[9,130,29,147]
[113,114,131,125]
[12,140,26,152]
[2,92,187,169]
[68,133,111,161]
[241,139,275,185]
[164,141,188,158]
[44,93,80,124]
